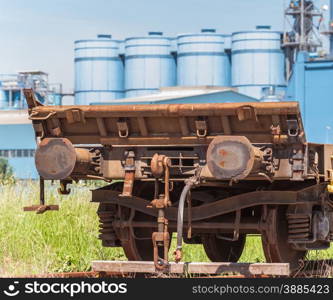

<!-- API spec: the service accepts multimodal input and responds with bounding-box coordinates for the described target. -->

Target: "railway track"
[22,260,333,278]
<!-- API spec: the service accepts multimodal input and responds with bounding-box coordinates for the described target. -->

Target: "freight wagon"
[24,88,333,271]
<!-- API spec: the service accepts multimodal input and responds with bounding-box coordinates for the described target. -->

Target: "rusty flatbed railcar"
[23,89,333,271]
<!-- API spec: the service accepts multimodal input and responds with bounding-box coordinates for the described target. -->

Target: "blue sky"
[0,0,329,92]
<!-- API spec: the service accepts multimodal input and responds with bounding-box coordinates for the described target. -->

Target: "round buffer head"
[35,138,76,180]
[206,136,256,180]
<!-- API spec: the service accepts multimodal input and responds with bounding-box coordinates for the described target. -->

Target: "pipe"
[174,177,198,262]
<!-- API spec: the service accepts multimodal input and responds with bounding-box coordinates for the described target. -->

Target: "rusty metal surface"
[35,138,77,180]
[261,206,307,271]
[119,151,136,197]
[24,89,333,269]
[92,261,290,276]
[26,94,304,146]
[29,101,301,116]
[23,205,59,214]
[28,87,310,183]
[149,155,172,269]
[150,154,167,178]
[35,138,100,180]
[24,88,43,110]
[111,220,261,232]
[206,135,264,180]
[92,184,327,222]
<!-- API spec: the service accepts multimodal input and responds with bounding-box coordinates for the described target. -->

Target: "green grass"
[0,181,332,277]
[0,181,124,276]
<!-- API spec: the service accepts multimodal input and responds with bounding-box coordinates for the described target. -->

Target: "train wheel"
[261,206,307,270]
[120,182,172,261]
[121,212,172,261]
[202,234,246,262]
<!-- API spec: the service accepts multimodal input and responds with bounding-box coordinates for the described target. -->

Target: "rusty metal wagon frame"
[23,89,333,271]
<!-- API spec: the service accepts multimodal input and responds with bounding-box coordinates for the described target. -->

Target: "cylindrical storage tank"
[231,26,285,99]
[124,32,176,98]
[177,29,231,87]
[74,34,124,105]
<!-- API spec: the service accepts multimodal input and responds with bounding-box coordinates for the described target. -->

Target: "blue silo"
[177,29,231,87]
[124,32,176,98]
[74,34,124,105]
[231,25,286,99]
